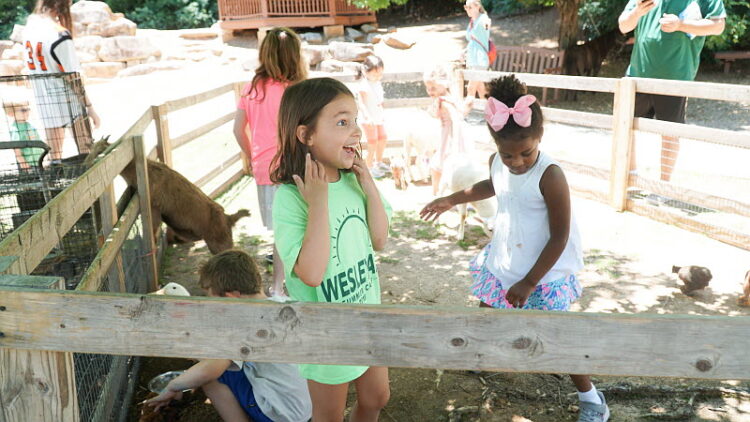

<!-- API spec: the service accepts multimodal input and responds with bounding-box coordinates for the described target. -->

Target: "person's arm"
[659,16,725,35]
[619,0,654,34]
[505,165,571,308]
[358,89,373,124]
[232,109,253,158]
[351,155,389,250]
[14,150,30,169]
[420,153,496,222]
[292,154,330,287]
[146,359,232,411]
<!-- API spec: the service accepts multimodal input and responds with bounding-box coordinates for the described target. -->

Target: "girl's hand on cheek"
[351,154,376,190]
[293,153,329,206]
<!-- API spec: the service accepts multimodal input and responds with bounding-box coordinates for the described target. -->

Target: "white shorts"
[257,184,278,231]
[31,77,82,129]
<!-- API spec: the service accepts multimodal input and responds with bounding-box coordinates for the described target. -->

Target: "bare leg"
[570,374,593,393]
[45,127,65,161]
[202,380,251,422]
[271,244,285,296]
[350,367,390,422]
[366,141,376,168]
[660,135,679,182]
[375,137,387,164]
[307,379,349,422]
[431,169,442,196]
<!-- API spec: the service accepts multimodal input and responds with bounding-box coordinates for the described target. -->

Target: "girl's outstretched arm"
[292,154,331,287]
[420,153,496,222]
[506,164,571,307]
[352,155,389,250]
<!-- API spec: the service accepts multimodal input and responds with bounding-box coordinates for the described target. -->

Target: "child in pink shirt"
[233,27,307,296]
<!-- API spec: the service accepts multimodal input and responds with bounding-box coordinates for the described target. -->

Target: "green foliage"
[128,0,217,30]
[351,0,410,11]
[0,0,34,39]
[481,0,551,17]
[578,0,628,40]
[704,0,750,51]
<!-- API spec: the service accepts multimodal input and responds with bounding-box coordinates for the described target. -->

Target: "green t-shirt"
[625,0,726,81]
[9,121,44,166]
[273,171,391,384]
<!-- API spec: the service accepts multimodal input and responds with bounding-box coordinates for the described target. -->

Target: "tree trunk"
[556,0,581,50]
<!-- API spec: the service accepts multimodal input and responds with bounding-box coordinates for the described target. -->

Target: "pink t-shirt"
[237,78,286,185]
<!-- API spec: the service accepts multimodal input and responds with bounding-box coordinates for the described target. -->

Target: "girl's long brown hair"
[245,27,307,101]
[34,0,73,36]
[270,78,354,185]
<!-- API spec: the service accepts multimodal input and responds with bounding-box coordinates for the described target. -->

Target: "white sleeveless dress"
[469,151,582,310]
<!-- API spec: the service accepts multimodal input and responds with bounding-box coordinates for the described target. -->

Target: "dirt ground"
[94,7,750,422]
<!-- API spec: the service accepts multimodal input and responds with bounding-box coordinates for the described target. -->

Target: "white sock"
[578,385,602,404]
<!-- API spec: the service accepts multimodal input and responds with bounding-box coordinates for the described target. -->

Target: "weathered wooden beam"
[195,153,242,188]
[0,277,79,422]
[0,288,749,380]
[75,195,141,293]
[164,83,236,113]
[462,69,618,93]
[609,78,636,212]
[132,136,159,292]
[633,77,750,103]
[634,117,750,149]
[0,137,134,275]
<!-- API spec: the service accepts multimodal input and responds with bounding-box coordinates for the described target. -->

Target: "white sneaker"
[369,166,385,179]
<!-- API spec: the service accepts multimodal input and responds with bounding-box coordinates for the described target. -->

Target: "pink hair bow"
[484,95,537,131]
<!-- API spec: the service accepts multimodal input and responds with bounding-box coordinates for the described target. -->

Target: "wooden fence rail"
[1,288,749,380]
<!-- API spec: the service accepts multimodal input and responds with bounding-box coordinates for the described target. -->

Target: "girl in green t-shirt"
[270,78,391,421]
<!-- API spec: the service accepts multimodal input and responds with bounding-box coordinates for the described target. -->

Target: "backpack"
[469,21,496,66]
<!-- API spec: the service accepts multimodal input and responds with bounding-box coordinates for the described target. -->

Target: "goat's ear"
[295,124,311,146]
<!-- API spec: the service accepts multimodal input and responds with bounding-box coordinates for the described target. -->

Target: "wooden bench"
[491,46,565,104]
[714,51,750,74]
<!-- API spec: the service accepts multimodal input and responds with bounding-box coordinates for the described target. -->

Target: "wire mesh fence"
[73,215,151,422]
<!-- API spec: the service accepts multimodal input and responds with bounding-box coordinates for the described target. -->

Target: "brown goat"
[87,140,249,254]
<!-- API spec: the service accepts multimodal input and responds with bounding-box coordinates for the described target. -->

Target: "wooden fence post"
[97,186,127,293]
[152,104,172,168]
[133,135,159,292]
[609,78,636,211]
[452,65,465,106]
[0,275,79,422]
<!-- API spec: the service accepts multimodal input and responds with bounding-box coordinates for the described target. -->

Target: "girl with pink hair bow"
[420,75,611,422]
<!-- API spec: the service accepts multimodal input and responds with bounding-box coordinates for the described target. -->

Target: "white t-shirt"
[357,78,385,124]
[487,151,583,289]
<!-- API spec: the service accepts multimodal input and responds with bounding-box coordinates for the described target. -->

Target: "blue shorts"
[218,368,274,422]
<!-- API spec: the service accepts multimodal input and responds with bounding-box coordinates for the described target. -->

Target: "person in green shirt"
[3,100,44,169]
[271,78,392,422]
[619,0,725,182]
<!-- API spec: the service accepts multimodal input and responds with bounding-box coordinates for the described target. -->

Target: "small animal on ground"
[738,270,750,307]
[85,140,249,254]
[440,153,496,240]
[672,265,712,294]
[389,154,409,190]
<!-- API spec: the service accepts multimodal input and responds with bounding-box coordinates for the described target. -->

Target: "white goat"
[396,113,439,185]
[440,154,496,241]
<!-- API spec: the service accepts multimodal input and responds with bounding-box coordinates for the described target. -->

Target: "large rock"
[300,32,324,44]
[383,34,416,50]
[366,33,382,44]
[98,36,160,62]
[117,60,185,78]
[74,35,103,58]
[71,1,137,37]
[82,61,125,78]
[302,44,329,67]
[179,29,218,40]
[327,41,373,62]
[10,25,25,43]
[1,44,24,61]
[103,17,136,37]
[319,59,361,73]
[0,60,25,76]
[345,27,365,42]
[360,24,378,33]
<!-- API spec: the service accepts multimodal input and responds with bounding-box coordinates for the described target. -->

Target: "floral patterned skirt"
[470,243,582,310]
